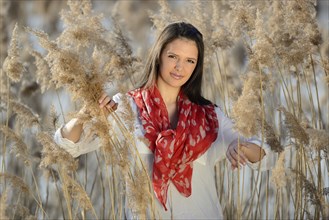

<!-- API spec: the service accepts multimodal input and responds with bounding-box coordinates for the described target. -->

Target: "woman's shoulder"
[214,106,226,118]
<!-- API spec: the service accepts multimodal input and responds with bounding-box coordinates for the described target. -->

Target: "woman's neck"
[156,80,180,128]
[156,82,180,106]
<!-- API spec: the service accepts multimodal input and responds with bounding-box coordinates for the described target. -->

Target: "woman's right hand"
[98,92,118,113]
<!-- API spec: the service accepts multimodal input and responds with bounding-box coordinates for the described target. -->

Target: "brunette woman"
[55,22,272,219]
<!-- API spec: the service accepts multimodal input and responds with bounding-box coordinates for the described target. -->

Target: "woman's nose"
[175,60,182,71]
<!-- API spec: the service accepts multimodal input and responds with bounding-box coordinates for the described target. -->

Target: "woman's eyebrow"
[167,51,197,61]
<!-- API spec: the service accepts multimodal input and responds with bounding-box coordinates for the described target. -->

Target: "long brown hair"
[140,22,211,105]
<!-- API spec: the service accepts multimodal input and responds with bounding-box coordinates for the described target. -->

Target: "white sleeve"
[54,123,100,158]
[54,93,126,158]
[208,107,274,171]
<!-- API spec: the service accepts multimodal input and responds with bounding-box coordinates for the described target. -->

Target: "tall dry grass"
[0,0,328,219]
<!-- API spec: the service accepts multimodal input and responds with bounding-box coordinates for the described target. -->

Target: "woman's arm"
[61,118,84,143]
[61,92,117,143]
[241,142,265,163]
[55,92,118,158]
[226,139,265,169]
[208,107,273,170]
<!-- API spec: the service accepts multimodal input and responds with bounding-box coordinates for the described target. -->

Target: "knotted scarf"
[129,86,218,210]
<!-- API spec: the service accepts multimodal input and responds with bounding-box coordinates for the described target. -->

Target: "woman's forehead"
[162,38,198,57]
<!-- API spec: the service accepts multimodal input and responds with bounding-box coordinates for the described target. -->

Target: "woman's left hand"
[226,139,248,170]
[226,140,266,170]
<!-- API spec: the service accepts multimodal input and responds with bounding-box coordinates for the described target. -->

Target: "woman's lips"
[170,72,183,80]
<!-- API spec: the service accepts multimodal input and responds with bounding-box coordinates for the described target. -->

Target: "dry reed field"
[0,0,328,219]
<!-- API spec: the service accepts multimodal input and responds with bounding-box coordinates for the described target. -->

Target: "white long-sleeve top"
[54,93,273,219]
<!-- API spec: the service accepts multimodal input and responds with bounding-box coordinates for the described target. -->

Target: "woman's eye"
[188,59,195,64]
[168,55,176,59]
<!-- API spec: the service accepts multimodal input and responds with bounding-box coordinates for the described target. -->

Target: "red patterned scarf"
[129,86,218,210]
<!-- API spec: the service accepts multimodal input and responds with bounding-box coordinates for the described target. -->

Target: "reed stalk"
[1,77,10,172]
[310,55,323,129]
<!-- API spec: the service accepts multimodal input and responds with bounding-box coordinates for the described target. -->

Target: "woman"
[55,22,272,219]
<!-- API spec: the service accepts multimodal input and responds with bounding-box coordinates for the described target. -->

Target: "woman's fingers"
[227,141,249,170]
[227,148,238,165]
[233,145,248,165]
[98,93,108,105]
[226,150,238,169]
[226,145,240,168]
[98,93,117,111]
[99,96,111,108]
[106,100,118,111]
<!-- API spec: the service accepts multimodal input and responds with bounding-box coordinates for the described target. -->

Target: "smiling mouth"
[170,72,183,80]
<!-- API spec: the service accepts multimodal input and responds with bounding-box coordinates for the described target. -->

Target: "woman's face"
[157,38,198,90]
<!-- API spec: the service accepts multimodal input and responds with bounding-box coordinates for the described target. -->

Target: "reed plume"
[149,0,179,34]
[2,23,24,82]
[231,72,268,137]
[262,120,284,153]
[42,167,60,183]
[105,20,143,89]
[306,128,328,156]
[61,171,94,213]
[29,1,149,212]
[126,168,150,219]
[269,0,320,67]
[37,132,78,173]
[5,205,36,220]
[27,27,105,116]
[42,105,59,135]
[88,120,115,163]
[58,0,109,51]
[0,0,10,63]
[30,51,53,93]
[229,1,256,38]
[320,40,329,76]
[278,107,309,146]
[116,141,130,176]
[0,190,9,220]
[115,95,136,132]
[0,125,33,166]
[209,25,233,53]
[0,69,7,97]
[0,173,29,194]
[292,170,326,217]
[271,150,287,189]
[249,10,275,70]
[9,99,40,129]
